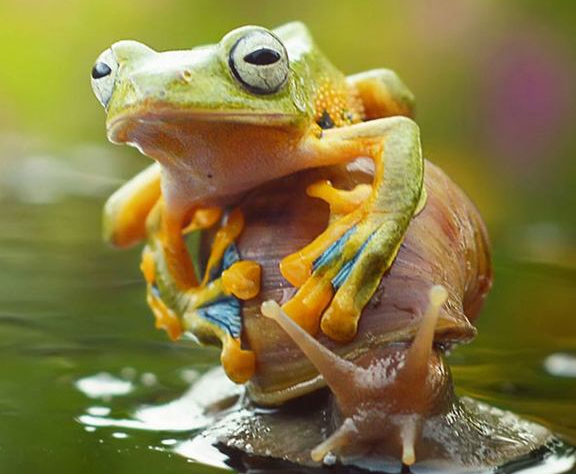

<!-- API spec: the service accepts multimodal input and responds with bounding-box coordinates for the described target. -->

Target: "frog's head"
[91,22,322,149]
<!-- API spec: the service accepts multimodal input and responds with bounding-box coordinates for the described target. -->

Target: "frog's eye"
[229,30,289,95]
[90,48,118,108]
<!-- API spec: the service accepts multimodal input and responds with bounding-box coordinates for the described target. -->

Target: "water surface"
[0,153,575,474]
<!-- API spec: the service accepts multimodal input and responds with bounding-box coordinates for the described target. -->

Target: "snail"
[92,22,563,472]
[179,161,556,472]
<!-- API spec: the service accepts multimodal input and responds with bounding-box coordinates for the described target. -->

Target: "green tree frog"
[91,22,423,383]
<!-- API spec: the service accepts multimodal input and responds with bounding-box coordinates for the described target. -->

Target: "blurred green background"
[0,1,575,473]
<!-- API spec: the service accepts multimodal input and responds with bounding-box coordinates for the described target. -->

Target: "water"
[0,152,575,474]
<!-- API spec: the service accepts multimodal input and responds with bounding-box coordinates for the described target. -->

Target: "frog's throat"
[261,285,450,466]
[106,113,318,213]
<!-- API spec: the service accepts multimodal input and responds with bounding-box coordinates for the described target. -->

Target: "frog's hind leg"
[347,68,415,120]
[144,207,259,383]
[103,163,161,248]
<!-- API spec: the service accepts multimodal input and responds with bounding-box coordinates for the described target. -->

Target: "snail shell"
[216,158,491,406]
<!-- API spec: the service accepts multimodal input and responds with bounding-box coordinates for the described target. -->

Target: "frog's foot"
[279,181,370,335]
[183,294,256,384]
[222,261,261,300]
[306,180,372,217]
[181,240,260,383]
[144,207,260,384]
[142,246,184,341]
[281,117,424,342]
[182,207,222,234]
[280,212,394,340]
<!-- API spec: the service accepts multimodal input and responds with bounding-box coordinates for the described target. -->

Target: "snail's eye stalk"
[90,48,118,108]
[261,300,359,392]
[400,284,448,383]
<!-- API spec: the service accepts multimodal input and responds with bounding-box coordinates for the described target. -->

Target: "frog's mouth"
[106,106,300,145]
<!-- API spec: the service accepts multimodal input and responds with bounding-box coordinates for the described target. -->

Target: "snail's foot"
[280,196,404,341]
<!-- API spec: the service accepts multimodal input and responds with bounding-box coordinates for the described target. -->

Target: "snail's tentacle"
[310,418,358,463]
[395,285,447,467]
[261,301,358,390]
[400,284,448,385]
[398,414,419,466]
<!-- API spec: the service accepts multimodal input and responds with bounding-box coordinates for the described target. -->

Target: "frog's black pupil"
[92,62,112,79]
[244,48,281,66]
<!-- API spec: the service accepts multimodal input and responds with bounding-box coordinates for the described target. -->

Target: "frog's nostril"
[92,62,112,79]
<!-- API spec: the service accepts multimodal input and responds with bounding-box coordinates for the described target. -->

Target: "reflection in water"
[74,367,576,474]
[76,368,238,470]
[545,354,576,379]
[78,367,240,433]
[76,372,134,399]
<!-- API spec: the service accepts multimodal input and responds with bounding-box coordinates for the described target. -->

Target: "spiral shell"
[199,159,491,405]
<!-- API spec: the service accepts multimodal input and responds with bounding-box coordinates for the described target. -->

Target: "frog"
[91,22,423,384]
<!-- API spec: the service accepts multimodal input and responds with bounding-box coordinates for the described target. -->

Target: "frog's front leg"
[103,163,161,248]
[281,116,423,342]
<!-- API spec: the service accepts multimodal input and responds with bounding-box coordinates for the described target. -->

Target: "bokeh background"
[0,1,575,473]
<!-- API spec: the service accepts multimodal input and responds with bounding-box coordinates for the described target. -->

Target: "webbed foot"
[143,207,260,383]
[280,205,401,341]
